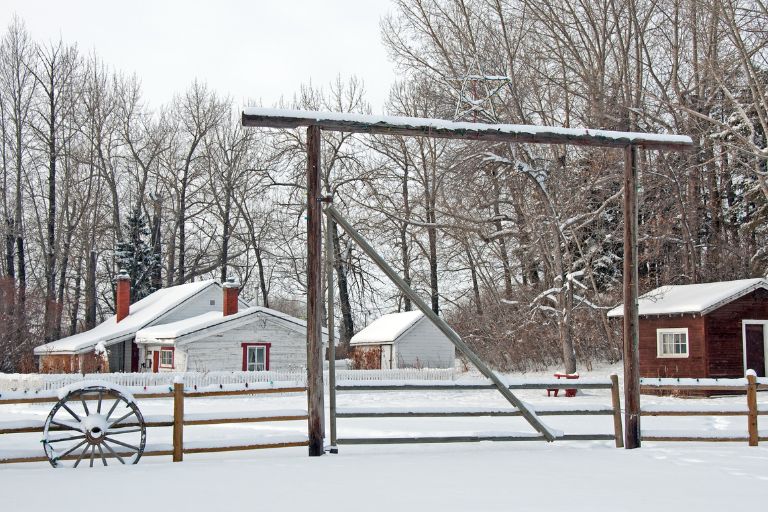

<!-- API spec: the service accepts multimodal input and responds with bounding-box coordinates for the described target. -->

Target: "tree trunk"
[151,198,162,290]
[490,170,513,299]
[53,237,69,341]
[69,254,83,335]
[466,244,482,315]
[220,189,231,281]
[4,218,13,279]
[427,219,439,315]
[165,221,177,287]
[177,192,186,285]
[560,277,577,374]
[400,159,412,311]
[85,250,96,330]
[331,219,354,347]
[255,247,269,308]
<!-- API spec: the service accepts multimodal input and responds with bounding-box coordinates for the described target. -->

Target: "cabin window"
[657,328,688,358]
[159,348,175,368]
[242,343,270,371]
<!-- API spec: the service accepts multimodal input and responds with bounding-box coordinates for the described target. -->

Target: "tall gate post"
[623,144,641,449]
[327,213,338,453]
[306,125,325,456]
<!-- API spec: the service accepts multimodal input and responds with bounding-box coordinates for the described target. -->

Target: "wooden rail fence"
[639,373,765,445]
[330,374,624,447]
[0,383,308,464]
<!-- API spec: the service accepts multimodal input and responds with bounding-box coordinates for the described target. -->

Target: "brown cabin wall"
[704,289,768,378]
[39,353,105,374]
[639,315,706,378]
[635,289,768,379]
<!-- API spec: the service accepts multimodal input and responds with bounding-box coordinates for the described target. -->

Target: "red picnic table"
[547,373,579,397]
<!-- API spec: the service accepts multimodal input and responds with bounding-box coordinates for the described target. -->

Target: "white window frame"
[742,320,768,375]
[656,328,689,358]
[159,348,174,368]
[246,345,267,372]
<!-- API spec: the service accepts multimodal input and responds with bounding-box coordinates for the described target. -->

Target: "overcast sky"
[1,0,397,112]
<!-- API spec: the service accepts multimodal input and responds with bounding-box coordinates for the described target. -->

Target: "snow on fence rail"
[0,368,456,394]
[639,373,764,445]
[0,382,309,464]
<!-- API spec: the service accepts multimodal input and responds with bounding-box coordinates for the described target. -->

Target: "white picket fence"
[0,367,456,393]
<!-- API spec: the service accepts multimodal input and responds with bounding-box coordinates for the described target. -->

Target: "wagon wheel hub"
[82,414,108,444]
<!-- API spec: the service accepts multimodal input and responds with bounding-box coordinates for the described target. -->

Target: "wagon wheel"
[42,384,146,468]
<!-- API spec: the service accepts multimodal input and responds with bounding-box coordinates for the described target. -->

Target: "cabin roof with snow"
[135,306,329,346]
[350,311,425,345]
[33,280,248,355]
[607,278,768,318]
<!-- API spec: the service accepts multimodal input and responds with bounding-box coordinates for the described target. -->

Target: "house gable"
[149,284,247,327]
[182,313,309,372]
[393,316,455,368]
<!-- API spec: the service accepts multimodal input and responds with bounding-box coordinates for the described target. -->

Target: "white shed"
[350,311,455,369]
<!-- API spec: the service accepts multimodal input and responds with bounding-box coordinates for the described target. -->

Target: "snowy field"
[2,364,768,511]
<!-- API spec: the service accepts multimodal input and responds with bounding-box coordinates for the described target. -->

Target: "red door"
[131,342,140,372]
[745,324,766,377]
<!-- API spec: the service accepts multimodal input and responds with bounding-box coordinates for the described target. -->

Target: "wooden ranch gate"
[333,375,624,447]
[241,109,694,452]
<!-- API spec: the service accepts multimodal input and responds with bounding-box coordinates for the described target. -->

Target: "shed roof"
[351,311,425,345]
[607,278,768,318]
[135,306,329,346]
[34,280,241,355]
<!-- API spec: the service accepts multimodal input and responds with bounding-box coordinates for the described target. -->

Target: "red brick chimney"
[116,269,131,323]
[223,277,240,316]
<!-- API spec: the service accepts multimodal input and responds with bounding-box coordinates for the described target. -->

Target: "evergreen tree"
[115,208,159,302]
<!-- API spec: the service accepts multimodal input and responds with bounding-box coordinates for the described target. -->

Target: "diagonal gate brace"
[325,206,557,442]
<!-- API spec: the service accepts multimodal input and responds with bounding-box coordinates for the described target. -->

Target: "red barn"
[608,278,768,378]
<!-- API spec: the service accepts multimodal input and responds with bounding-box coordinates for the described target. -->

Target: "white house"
[34,273,322,373]
[350,310,455,369]
[134,304,327,372]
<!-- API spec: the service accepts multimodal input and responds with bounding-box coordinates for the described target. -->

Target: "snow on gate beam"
[241,108,694,151]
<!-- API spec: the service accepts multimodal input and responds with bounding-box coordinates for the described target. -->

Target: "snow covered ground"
[1,364,767,511]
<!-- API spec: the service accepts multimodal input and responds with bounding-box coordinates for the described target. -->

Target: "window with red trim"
[242,343,270,371]
[159,347,175,369]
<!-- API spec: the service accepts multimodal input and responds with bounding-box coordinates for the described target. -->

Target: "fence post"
[747,371,758,447]
[326,212,338,454]
[173,381,184,461]
[610,374,624,448]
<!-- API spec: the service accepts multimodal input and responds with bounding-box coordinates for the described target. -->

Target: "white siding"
[182,313,308,372]
[395,318,455,368]
[153,286,222,325]
[123,339,132,372]
[106,340,127,372]
[173,349,187,372]
[143,344,187,373]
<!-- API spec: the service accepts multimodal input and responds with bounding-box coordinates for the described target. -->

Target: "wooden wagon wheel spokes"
[43,384,146,468]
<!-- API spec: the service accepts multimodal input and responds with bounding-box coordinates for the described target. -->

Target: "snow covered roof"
[351,311,425,345]
[607,278,768,318]
[34,280,224,355]
[135,306,329,346]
